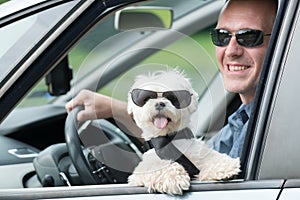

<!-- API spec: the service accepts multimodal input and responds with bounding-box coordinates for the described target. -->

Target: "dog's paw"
[128,173,144,187]
[197,156,241,181]
[147,162,190,195]
[129,161,190,195]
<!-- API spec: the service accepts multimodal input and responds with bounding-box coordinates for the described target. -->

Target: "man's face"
[215,0,275,104]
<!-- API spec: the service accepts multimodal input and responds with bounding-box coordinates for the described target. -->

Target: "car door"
[240,0,300,199]
[260,1,300,199]
[0,0,293,199]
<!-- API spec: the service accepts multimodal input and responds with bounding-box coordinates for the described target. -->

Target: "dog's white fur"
[127,70,240,195]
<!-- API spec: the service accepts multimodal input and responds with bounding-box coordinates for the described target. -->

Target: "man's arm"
[65,89,143,141]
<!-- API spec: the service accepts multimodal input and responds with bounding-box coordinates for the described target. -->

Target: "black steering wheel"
[64,106,142,185]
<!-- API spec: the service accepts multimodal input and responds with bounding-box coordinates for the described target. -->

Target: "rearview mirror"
[45,56,72,96]
[115,6,173,31]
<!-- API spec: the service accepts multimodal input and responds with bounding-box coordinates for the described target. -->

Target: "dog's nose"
[155,102,166,110]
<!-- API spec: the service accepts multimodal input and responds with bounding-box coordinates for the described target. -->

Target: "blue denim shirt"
[207,101,253,158]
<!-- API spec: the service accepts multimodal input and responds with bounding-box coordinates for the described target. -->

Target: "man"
[66,0,278,158]
[207,0,277,158]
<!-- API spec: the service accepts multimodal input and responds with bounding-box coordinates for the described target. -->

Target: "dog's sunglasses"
[210,28,271,47]
[130,89,193,109]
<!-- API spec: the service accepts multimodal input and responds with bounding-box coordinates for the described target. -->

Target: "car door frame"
[0,0,293,199]
[242,0,299,181]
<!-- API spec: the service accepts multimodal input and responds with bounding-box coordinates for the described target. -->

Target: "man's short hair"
[225,0,278,12]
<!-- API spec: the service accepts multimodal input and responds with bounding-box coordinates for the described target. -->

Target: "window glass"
[72,4,218,102]
[97,27,218,102]
[17,0,218,108]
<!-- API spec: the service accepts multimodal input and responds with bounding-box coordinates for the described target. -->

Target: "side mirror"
[114,6,173,31]
[45,56,72,96]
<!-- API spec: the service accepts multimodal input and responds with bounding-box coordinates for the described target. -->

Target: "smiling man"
[207,0,278,158]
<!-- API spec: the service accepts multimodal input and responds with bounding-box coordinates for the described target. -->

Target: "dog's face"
[127,70,199,140]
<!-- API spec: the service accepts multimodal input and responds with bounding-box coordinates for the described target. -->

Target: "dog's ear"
[127,92,134,115]
[127,102,134,116]
[188,90,199,113]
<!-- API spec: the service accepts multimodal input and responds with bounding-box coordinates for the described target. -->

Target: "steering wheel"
[64,106,142,185]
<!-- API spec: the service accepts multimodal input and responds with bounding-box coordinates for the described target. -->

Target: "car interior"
[0,0,244,189]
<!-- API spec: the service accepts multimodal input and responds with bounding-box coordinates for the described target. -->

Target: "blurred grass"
[0,0,9,4]
[20,27,217,107]
[98,28,218,101]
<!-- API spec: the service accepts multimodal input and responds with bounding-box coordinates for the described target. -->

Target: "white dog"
[127,70,240,195]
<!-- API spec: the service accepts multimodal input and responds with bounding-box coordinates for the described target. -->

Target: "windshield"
[0,1,79,83]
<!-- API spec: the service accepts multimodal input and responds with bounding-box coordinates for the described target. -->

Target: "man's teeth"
[228,65,248,71]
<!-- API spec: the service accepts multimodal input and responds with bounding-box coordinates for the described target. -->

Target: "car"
[0,0,299,199]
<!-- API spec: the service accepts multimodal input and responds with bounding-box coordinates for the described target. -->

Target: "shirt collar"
[237,101,253,119]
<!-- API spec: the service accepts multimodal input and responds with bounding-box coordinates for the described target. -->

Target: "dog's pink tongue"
[154,117,168,129]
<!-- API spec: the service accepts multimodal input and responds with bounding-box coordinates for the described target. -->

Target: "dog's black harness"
[150,128,200,178]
